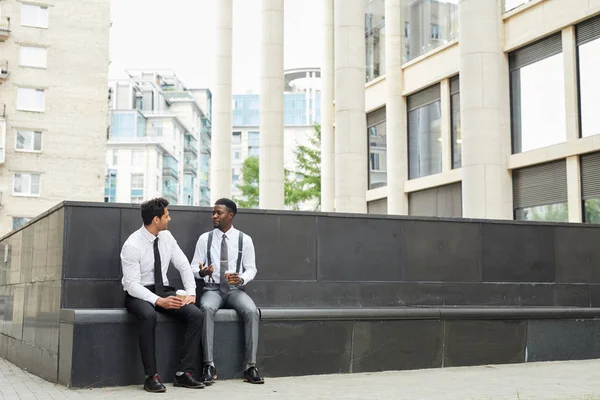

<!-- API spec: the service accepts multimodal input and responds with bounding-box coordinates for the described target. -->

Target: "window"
[408,84,442,179]
[409,183,462,218]
[367,107,386,189]
[19,46,47,68]
[450,76,461,169]
[582,152,600,224]
[13,173,41,196]
[577,16,600,138]
[12,217,31,231]
[404,0,459,62]
[21,3,48,28]
[365,0,386,82]
[248,131,259,158]
[513,160,568,222]
[510,34,566,153]
[130,173,144,203]
[232,132,241,144]
[233,150,240,160]
[104,169,117,203]
[16,130,42,152]
[131,150,145,166]
[431,24,441,40]
[17,88,45,112]
[504,0,533,13]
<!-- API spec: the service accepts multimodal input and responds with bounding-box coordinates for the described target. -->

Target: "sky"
[109,0,323,94]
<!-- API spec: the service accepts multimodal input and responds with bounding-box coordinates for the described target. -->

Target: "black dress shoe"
[173,372,205,389]
[144,374,166,392]
[243,367,265,384]
[201,365,217,384]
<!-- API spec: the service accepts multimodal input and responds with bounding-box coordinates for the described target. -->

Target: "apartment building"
[0,0,110,235]
[106,70,211,206]
[231,68,320,207]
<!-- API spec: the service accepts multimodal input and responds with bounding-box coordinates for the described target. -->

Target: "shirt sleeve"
[190,234,208,280]
[239,235,257,285]
[121,242,160,305]
[167,232,196,296]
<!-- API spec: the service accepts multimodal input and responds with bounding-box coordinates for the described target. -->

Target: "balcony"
[163,155,179,180]
[184,154,198,176]
[184,134,198,156]
[0,17,10,42]
[162,179,178,204]
[0,60,9,83]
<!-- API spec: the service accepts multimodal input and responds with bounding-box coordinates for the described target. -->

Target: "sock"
[175,371,184,376]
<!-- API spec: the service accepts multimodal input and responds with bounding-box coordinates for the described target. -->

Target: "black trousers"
[125,285,204,376]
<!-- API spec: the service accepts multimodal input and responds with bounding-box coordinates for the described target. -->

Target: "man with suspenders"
[190,198,265,385]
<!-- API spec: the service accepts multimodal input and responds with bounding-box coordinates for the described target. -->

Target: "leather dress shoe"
[144,374,166,392]
[173,372,205,389]
[243,366,265,384]
[201,365,217,385]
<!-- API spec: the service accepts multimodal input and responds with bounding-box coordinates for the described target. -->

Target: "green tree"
[234,124,322,210]
[286,124,321,211]
[234,155,259,208]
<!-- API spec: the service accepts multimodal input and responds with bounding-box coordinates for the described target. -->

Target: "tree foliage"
[234,124,322,210]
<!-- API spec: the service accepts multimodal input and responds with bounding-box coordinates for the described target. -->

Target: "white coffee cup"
[176,290,187,300]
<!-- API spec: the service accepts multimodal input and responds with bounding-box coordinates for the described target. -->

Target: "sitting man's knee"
[139,309,157,324]
[241,306,259,320]
[201,304,219,315]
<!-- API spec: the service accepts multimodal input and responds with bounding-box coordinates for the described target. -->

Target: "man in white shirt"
[121,197,205,392]
[191,198,264,385]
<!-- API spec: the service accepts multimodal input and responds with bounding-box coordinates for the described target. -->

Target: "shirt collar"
[140,225,157,243]
[214,226,237,241]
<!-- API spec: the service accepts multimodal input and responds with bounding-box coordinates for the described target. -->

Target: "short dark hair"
[141,197,169,226]
[215,198,238,215]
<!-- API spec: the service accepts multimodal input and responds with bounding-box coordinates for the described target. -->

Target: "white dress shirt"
[121,226,196,305]
[190,227,257,285]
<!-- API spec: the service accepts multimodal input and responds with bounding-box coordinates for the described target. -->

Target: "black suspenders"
[205,230,245,283]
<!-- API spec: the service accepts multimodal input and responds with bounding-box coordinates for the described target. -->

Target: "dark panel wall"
[58,202,600,309]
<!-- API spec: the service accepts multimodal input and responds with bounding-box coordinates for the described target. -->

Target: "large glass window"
[408,84,442,179]
[577,17,600,138]
[104,169,117,203]
[12,217,31,231]
[582,152,600,224]
[510,34,566,154]
[130,173,144,203]
[367,107,387,189]
[365,0,386,82]
[503,0,533,13]
[403,0,458,62]
[450,76,461,169]
[248,131,259,158]
[513,160,568,223]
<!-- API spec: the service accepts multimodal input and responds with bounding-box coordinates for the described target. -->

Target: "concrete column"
[563,26,580,142]
[259,0,285,210]
[567,156,583,223]
[334,0,367,213]
[321,0,335,212]
[385,0,408,215]
[459,0,512,219]
[440,78,452,173]
[210,0,233,203]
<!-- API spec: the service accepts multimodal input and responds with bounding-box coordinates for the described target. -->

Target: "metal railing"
[0,60,8,77]
[0,17,10,32]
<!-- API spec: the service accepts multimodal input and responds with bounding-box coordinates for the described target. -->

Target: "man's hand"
[184,295,196,305]
[156,296,184,309]
[226,273,243,286]
[199,262,215,277]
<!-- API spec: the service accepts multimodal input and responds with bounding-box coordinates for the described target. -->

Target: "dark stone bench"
[58,306,600,388]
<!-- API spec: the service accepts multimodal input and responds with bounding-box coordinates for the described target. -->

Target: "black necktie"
[153,237,165,297]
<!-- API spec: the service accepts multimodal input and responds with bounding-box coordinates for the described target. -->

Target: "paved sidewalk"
[1,357,600,400]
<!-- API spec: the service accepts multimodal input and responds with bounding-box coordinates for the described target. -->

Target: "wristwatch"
[238,278,245,286]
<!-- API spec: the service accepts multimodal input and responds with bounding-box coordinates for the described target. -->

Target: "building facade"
[0,0,110,235]
[106,71,211,207]
[231,68,321,208]
[358,0,600,224]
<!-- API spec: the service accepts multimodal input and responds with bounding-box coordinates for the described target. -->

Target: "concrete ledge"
[60,307,600,324]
